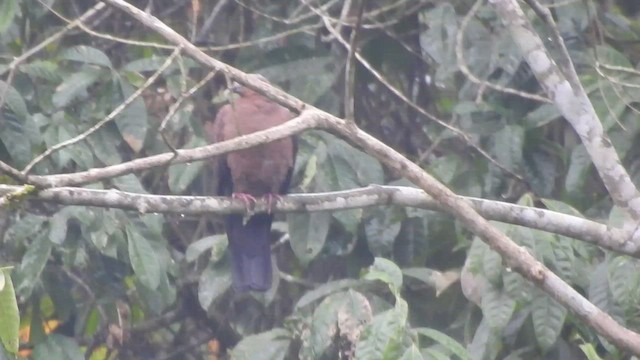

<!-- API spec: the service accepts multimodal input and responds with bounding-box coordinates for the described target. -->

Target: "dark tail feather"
[226,213,274,292]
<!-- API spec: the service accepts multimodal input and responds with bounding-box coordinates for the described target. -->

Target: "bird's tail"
[226,213,274,292]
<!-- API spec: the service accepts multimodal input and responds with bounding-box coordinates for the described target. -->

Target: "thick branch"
[85,0,640,353]
[23,111,321,188]
[491,0,640,224]
[1,184,635,256]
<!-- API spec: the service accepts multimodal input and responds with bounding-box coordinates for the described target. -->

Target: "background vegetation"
[1,0,640,359]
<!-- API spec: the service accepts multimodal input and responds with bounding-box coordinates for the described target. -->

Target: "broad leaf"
[126,226,162,290]
[288,212,330,265]
[231,328,291,360]
[0,269,18,354]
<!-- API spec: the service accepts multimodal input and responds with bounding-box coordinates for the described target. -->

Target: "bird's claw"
[263,193,283,214]
[232,192,258,212]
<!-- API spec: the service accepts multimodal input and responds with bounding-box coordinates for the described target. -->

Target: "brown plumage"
[205,79,296,292]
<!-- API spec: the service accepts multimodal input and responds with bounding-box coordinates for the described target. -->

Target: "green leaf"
[168,161,205,194]
[48,211,69,245]
[137,271,175,314]
[421,349,450,360]
[0,0,17,33]
[0,115,32,167]
[0,269,19,354]
[354,297,408,360]
[363,258,403,292]
[0,80,29,120]
[231,328,291,360]
[126,226,162,289]
[32,334,83,360]
[608,256,640,309]
[316,133,384,191]
[579,343,604,360]
[502,270,532,302]
[87,126,122,165]
[524,151,557,197]
[123,56,177,72]
[491,125,524,172]
[531,293,567,350]
[198,262,231,310]
[186,235,228,263]
[5,214,47,243]
[523,104,561,128]
[539,199,584,217]
[257,56,333,104]
[428,155,460,184]
[116,77,148,153]
[467,318,501,360]
[59,46,113,68]
[52,67,103,108]
[112,174,147,194]
[21,60,61,81]
[364,209,402,257]
[288,212,330,265]
[414,328,471,360]
[300,291,349,359]
[481,288,516,330]
[399,345,424,360]
[565,145,591,196]
[588,263,620,319]
[14,233,52,298]
[337,290,373,347]
[482,246,503,285]
[294,279,362,310]
[402,268,460,295]
[168,138,206,194]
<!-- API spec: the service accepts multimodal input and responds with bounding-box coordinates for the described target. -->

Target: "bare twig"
[24,110,319,188]
[343,0,364,121]
[159,70,217,151]
[22,47,183,175]
[307,1,525,181]
[456,0,551,103]
[195,0,229,43]
[0,2,106,77]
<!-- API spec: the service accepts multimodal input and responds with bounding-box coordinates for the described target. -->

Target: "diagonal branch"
[495,0,640,224]
[101,0,640,353]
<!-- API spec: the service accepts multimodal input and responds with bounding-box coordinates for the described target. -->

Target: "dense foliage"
[1,0,640,359]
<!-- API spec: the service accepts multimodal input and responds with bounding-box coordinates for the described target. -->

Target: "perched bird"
[205,77,296,292]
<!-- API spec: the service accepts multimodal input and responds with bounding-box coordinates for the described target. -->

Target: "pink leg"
[263,193,283,214]
[232,192,258,211]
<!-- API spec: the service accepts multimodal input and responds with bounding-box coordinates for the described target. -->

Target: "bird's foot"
[263,193,283,214]
[232,192,258,212]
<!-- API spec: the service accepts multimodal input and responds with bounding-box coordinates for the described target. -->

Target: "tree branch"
[23,109,323,188]
[56,0,640,353]
[2,183,637,256]
[493,0,640,225]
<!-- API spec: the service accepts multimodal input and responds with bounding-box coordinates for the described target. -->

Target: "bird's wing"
[279,112,298,195]
[206,104,234,196]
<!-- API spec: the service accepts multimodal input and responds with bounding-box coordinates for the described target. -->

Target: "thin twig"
[195,0,229,43]
[306,0,525,181]
[159,70,217,152]
[456,0,550,103]
[344,0,364,121]
[0,2,106,77]
[22,47,183,175]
